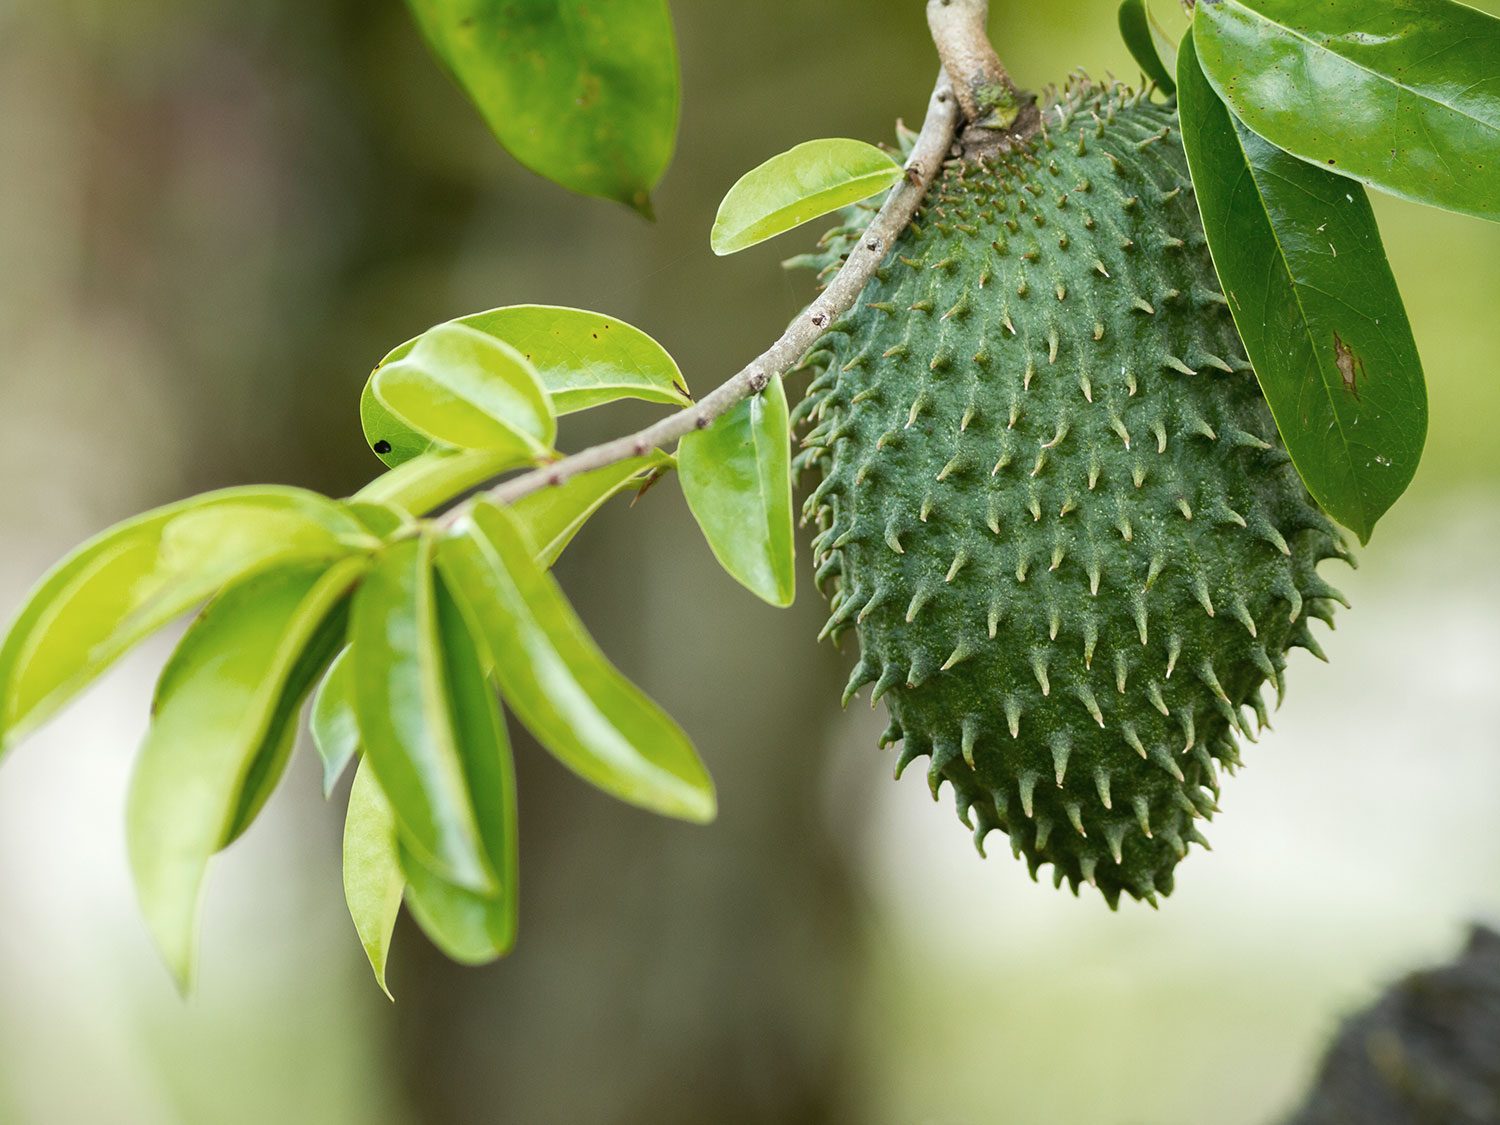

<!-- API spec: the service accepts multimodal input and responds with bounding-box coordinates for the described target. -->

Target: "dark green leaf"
[1178,35,1427,542]
[348,536,495,894]
[311,647,359,797]
[379,306,691,415]
[127,560,363,990]
[438,503,714,824]
[1193,0,1500,221]
[511,452,671,568]
[677,376,795,605]
[405,0,679,213]
[0,487,375,752]
[370,323,556,460]
[343,759,404,999]
[397,574,517,965]
[711,139,903,255]
[1118,0,1177,93]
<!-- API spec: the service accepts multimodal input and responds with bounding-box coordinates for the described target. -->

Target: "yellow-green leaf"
[343,759,405,1000]
[348,536,495,894]
[379,306,690,416]
[677,376,795,606]
[511,453,670,568]
[0,486,374,752]
[311,647,359,798]
[370,323,555,460]
[127,560,363,991]
[396,574,517,965]
[438,503,714,824]
[711,139,902,255]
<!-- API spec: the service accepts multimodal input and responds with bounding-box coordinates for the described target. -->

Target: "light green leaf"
[677,376,795,606]
[0,486,374,753]
[512,452,671,568]
[438,503,714,824]
[349,536,494,894]
[355,447,525,517]
[224,596,353,842]
[127,560,363,991]
[1178,35,1427,542]
[311,647,359,798]
[370,323,555,461]
[405,0,679,214]
[379,306,691,416]
[361,379,437,470]
[397,574,517,965]
[343,759,405,1000]
[711,139,903,255]
[1193,0,1500,222]
[1118,0,1177,93]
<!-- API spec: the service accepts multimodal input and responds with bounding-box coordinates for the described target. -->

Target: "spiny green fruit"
[795,80,1353,907]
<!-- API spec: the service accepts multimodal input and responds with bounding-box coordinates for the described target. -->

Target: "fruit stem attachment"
[926,0,1037,135]
[435,72,961,525]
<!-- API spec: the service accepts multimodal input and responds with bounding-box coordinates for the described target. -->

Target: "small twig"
[439,72,961,524]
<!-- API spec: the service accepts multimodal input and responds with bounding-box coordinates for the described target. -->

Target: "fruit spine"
[794,80,1352,907]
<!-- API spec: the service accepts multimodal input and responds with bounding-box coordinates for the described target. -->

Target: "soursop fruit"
[795,80,1352,907]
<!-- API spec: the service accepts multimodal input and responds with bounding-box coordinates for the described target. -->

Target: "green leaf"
[349,536,496,894]
[1118,0,1177,93]
[311,647,359,797]
[437,503,714,824]
[1193,0,1500,222]
[405,0,679,214]
[0,486,374,752]
[710,139,903,255]
[361,380,437,470]
[379,306,691,416]
[355,448,525,517]
[224,596,353,842]
[342,759,405,1000]
[511,452,671,568]
[1178,35,1427,542]
[370,323,556,460]
[677,376,795,606]
[397,574,517,965]
[127,560,363,990]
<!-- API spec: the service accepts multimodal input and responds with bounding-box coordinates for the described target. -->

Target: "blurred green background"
[1,1,1497,1122]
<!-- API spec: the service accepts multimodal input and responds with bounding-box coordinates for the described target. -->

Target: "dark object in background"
[1288,925,1500,1125]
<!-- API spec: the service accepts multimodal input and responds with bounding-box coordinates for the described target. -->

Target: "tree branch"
[926,0,1038,137]
[439,72,961,524]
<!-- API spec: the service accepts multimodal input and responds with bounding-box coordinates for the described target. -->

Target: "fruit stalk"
[925,0,1036,135]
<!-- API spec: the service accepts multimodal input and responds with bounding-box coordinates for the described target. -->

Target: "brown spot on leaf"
[1333,331,1365,400]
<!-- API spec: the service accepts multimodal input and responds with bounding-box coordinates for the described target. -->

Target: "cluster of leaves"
[0,304,810,992]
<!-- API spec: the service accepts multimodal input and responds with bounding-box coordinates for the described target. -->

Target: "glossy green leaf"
[405,0,679,214]
[349,536,495,894]
[355,447,526,517]
[311,647,360,797]
[379,306,691,416]
[361,380,437,470]
[1118,0,1177,93]
[127,560,362,990]
[397,575,517,965]
[1178,36,1427,542]
[1193,0,1500,222]
[511,452,671,568]
[438,503,714,824]
[0,487,374,752]
[710,139,902,255]
[342,759,404,999]
[224,595,353,842]
[370,323,555,461]
[677,376,795,606]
